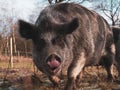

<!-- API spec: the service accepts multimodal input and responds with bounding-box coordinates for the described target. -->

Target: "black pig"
[112,26,120,77]
[19,3,115,90]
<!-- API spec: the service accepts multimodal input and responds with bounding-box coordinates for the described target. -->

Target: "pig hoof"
[50,76,61,87]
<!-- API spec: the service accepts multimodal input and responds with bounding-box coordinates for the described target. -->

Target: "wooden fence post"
[10,37,13,68]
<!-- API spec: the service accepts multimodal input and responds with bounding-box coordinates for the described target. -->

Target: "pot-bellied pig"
[19,3,115,90]
[112,26,120,77]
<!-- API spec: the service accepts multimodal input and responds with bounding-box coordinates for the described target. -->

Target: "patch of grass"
[0,55,33,69]
[0,55,38,80]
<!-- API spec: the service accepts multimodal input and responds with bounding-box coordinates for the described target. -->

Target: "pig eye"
[52,38,56,45]
[39,39,46,46]
[36,39,46,51]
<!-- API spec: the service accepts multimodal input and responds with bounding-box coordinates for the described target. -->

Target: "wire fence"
[0,51,32,57]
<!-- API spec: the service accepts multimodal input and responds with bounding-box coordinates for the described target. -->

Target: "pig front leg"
[64,52,86,90]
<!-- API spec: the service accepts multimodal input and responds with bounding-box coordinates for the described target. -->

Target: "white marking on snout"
[71,52,86,78]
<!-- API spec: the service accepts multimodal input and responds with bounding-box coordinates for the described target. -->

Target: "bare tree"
[47,0,91,4]
[48,0,64,4]
[96,0,120,26]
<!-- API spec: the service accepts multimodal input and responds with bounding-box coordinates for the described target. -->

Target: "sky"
[0,0,119,32]
[0,0,108,23]
[0,0,47,21]
[0,0,97,24]
[0,0,48,32]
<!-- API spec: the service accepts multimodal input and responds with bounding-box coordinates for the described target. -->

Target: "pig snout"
[46,54,61,73]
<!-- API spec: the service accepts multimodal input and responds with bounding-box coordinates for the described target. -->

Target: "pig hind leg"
[101,44,115,81]
[103,55,113,80]
[115,54,120,77]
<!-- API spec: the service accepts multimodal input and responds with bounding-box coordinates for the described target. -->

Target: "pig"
[19,3,115,90]
[112,26,120,77]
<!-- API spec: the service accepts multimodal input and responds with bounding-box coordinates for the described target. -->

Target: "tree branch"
[48,0,53,4]
[113,2,120,16]
[102,10,111,19]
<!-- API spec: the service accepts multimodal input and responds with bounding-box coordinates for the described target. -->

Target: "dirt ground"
[0,56,120,90]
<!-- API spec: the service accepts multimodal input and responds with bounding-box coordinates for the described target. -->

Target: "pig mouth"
[46,54,61,73]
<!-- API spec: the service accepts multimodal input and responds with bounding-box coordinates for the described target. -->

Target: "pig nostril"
[46,54,61,63]
[55,56,61,63]
[46,55,52,62]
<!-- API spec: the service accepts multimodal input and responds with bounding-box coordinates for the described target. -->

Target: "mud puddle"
[1,74,120,90]
[0,67,120,90]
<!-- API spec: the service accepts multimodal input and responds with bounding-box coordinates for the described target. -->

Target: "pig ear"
[58,18,79,35]
[19,20,36,39]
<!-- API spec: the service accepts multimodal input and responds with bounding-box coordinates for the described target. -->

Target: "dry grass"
[0,55,33,69]
[0,55,37,81]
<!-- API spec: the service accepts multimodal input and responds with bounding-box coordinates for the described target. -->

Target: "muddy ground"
[0,56,120,90]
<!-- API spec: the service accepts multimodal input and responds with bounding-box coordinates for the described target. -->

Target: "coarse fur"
[19,3,115,90]
[112,26,120,77]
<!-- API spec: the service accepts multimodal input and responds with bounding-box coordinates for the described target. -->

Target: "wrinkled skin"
[19,3,115,90]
